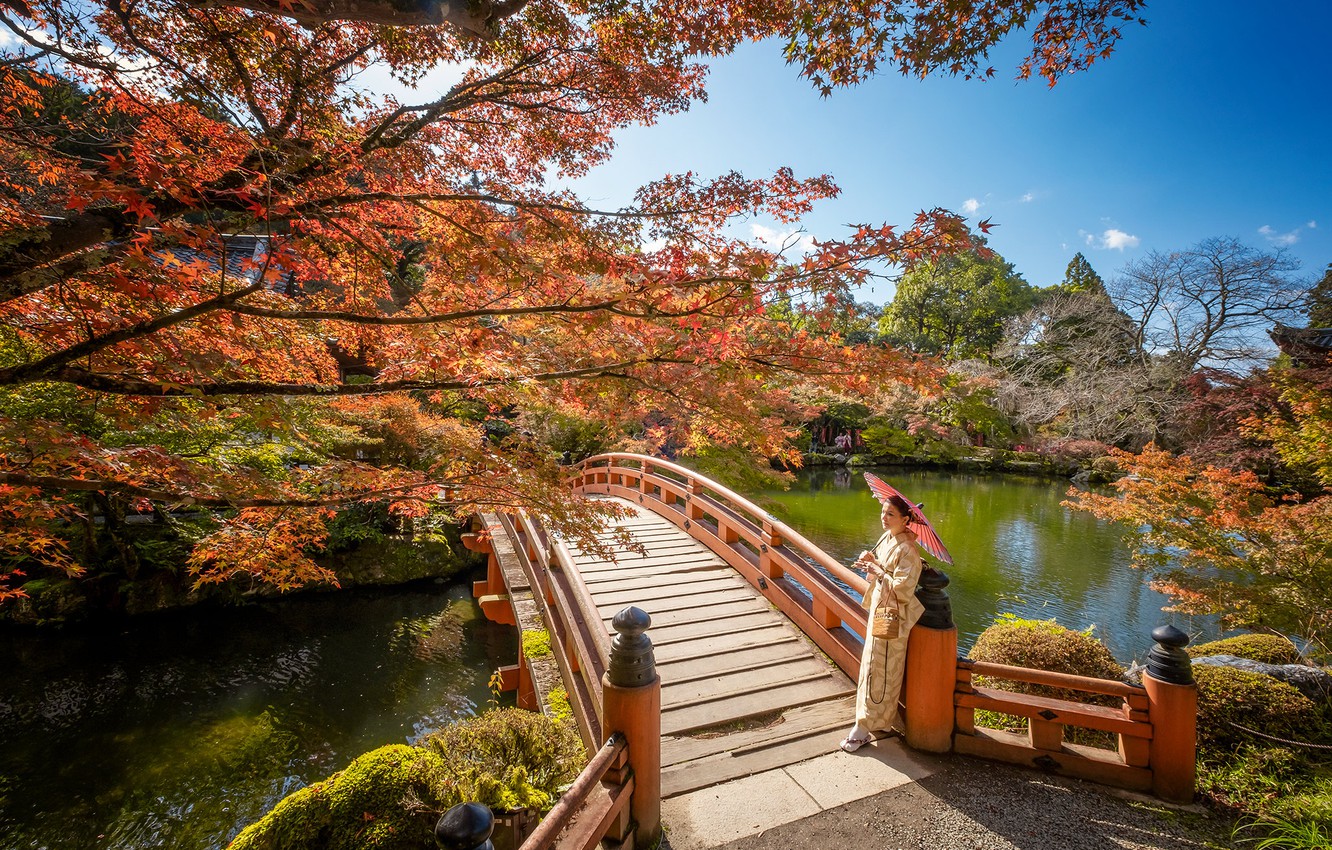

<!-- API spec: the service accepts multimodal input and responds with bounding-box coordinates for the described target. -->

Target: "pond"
[758,467,1220,662]
[0,577,515,850]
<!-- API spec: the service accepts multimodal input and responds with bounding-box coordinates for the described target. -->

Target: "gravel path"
[671,756,1231,850]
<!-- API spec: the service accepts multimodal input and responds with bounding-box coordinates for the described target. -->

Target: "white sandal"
[839,734,871,753]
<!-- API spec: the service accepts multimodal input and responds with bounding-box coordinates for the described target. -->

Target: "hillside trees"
[0,0,1147,599]
[995,288,1172,446]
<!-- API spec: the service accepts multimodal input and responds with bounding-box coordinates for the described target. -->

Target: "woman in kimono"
[840,493,925,752]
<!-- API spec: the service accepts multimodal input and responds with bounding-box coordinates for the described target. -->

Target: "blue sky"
[567,2,1331,304]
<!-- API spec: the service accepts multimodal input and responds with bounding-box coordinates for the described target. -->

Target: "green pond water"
[0,577,515,850]
[758,467,1219,662]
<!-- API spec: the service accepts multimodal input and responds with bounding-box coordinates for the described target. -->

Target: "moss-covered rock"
[968,615,1125,704]
[1193,665,1325,755]
[229,744,444,850]
[229,709,583,850]
[1189,634,1302,666]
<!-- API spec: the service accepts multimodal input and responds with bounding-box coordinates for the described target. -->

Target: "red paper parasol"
[863,472,954,565]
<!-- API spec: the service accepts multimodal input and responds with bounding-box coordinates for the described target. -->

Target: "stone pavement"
[659,737,1229,850]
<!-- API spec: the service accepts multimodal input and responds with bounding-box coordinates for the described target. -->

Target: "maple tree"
[0,0,1146,599]
[1070,447,1332,656]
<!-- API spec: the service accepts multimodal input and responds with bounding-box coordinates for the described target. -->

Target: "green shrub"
[860,423,917,459]
[1189,634,1303,665]
[968,615,1125,703]
[1193,665,1323,754]
[422,707,583,813]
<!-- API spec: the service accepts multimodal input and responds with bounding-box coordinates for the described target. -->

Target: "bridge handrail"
[518,733,631,850]
[961,658,1148,700]
[578,453,870,598]
[501,512,608,744]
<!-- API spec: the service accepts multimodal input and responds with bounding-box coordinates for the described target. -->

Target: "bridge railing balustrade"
[573,452,874,679]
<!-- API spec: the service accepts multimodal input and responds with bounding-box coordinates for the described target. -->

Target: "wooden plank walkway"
[561,498,857,798]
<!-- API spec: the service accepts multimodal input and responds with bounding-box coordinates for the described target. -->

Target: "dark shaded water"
[759,467,1220,662]
[0,578,515,850]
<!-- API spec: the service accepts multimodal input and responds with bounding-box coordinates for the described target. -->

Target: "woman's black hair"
[885,494,913,519]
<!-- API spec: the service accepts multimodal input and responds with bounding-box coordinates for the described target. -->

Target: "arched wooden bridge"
[462,453,1199,850]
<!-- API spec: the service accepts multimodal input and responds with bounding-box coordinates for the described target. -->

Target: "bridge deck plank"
[555,497,859,797]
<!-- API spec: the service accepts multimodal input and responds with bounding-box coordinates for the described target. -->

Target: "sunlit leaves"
[1069,447,1332,653]
[0,0,1147,594]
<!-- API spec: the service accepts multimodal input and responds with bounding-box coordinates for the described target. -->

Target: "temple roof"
[1270,323,1332,366]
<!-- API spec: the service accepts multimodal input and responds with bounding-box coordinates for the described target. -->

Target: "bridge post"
[603,606,662,848]
[435,801,495,850]
[904,568,957,753]
[1143,625,1197,803]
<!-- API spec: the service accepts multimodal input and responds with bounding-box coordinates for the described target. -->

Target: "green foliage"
[1307,263,1332,328]
[521,407,610,460]
[521,629,552,659]
[968,614,1125,703]
[1059,252,1107,296]
[1235,813,1332,850]
[880,246,1038,360]
[1189,634,1303,665]
[859,423,917,458]
[323,501,397,552]
[423,708,583,813]
[678,445,791,495]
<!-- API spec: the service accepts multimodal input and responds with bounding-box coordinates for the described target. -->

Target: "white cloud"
[750,224,816,254]
[1020,192,1035,203]
[1258,224,1302,247]
[1080,228,1140,250]
[1308,220,1318,229]
[961,198,982,214]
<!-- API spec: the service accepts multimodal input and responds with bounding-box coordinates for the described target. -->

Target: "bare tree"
[1110,236,1306,373]
[995,290,1183,447]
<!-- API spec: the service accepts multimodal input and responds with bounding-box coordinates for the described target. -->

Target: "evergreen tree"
[1060,252,1106,295]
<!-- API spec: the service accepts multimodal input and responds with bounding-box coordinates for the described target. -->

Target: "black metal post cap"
[608,605,656,687]
[915,567,955,630]
[612,605,651,637]
[435,802,495,850]
[1151,624,1189,648]
[1145,624,1194,685]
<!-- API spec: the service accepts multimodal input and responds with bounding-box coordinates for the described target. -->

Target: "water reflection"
[762,468,1218,661]
[0,577,515,850]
